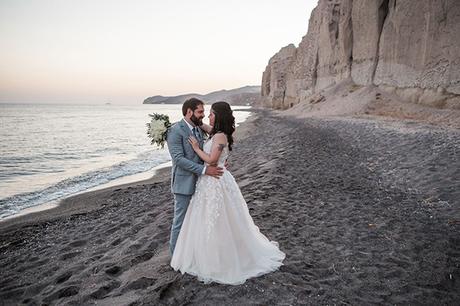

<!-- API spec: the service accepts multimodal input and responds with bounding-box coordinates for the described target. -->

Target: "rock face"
[143,86,260,106]
[261,0,460,110]
[261,44,297,109]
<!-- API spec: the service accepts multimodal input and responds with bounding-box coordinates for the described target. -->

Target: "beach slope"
[1,110,459,305]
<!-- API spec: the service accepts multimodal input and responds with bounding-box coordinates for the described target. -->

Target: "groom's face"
[189,104,205,126]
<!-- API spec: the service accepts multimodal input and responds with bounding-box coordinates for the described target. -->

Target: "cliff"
[261,0,460,112]
[143,86,261,106]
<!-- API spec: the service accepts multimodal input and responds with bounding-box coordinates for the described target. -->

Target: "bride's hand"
[188,136,199,150]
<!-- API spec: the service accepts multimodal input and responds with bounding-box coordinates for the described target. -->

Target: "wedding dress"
[170,136,285,285]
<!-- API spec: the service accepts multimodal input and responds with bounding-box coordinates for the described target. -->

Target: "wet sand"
[0,110,459,305]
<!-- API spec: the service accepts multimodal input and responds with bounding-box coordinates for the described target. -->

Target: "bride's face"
[208,109,216,126]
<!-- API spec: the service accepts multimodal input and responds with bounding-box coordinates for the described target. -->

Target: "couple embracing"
[167,98,285,285]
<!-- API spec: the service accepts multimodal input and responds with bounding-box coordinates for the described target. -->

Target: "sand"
[0,109,459,305]
[283,81,460,129]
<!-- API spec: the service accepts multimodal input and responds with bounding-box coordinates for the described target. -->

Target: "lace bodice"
[203,136,229,167]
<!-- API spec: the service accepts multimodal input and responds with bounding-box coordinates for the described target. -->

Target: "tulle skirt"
[170,170,285,285]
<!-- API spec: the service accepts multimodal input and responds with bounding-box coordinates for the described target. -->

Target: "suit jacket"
[166,119,205,195]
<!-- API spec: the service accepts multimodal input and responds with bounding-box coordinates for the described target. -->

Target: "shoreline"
[0,165,172,231]
[0,107,253,226]
[0,110,257,229]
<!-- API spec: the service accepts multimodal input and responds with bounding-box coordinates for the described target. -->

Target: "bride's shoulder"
[212,132,227,144]
[213,132,226,139]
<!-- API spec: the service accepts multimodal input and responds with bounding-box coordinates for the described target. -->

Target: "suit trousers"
[169,193,192,255]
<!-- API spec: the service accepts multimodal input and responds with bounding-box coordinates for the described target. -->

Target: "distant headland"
[143,86,261,106]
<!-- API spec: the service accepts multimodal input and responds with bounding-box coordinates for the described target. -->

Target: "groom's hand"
[205,166,224,179]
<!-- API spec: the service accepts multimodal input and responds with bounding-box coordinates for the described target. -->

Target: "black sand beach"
[1,110,459,305]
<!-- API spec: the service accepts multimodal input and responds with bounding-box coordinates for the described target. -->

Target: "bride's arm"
[188,133,227,165]
[199,123,212,134]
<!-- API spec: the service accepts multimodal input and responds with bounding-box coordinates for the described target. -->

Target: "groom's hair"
[182,98,204,116]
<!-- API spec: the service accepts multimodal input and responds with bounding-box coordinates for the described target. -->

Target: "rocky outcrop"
[261,44,297,109]
[143,86,261,106]
[261,0,460,110]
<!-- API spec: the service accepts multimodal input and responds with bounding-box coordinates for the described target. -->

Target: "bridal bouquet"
[146,113,171,148]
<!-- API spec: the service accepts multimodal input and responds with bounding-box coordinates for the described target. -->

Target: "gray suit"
[166,119,205,255]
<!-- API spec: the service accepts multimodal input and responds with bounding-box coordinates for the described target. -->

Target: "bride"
[170,101,285,285]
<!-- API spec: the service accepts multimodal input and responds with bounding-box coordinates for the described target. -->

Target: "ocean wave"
[0,150,171,219]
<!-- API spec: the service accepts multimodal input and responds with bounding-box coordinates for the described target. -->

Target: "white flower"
[149,119,167,137]
[146,113,171,148]
[148,119,168,147]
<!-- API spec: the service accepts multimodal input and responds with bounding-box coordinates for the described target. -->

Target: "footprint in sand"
[68,239,87,247]
[105,265,122,276]
[129,252,154,266]
[126,242,143,252]
[105,226,119,235]
[60,251,81,260]
[54,271,73,284]
[147,240,160,251]
[88,280,121,299]
[123,277,157,291]
[110,237,123,246]
[43,285,79,302]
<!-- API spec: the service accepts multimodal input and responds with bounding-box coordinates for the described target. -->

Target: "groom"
[166,98,224,255]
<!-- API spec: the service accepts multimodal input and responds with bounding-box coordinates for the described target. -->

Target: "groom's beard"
[190,114,203,126]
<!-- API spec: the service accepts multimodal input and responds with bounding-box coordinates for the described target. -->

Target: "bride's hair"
[211,101,235,151]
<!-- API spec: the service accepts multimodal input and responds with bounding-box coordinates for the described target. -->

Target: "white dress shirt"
[183,118,206,175]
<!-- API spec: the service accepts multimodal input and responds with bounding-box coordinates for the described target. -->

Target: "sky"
[0,0,317,104]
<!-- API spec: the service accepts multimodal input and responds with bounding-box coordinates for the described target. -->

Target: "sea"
[0,103,251,220]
